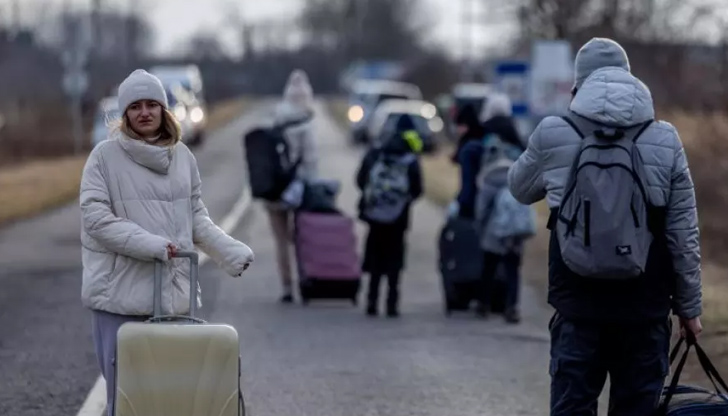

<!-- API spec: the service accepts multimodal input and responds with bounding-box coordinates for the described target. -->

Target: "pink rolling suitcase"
[294,211,361,305]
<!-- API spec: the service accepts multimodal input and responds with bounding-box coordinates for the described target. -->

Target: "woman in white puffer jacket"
[79,69,254,415]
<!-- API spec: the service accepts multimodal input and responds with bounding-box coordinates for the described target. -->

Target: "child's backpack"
[243,116,310,201]
[557,115,654,280]
[476,134,536,242]
[362,152,416,224]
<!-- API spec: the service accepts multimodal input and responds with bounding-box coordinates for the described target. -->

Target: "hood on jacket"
[482,115,524,151]
[456,104,480,128]
[381,115,422,155]
[283,69,313,110]
[117,133,173,175]
[479,92,512,123]
[569,66,654,127]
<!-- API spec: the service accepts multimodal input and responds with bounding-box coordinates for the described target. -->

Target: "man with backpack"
[508,37,703,414]
[356,115,423,317]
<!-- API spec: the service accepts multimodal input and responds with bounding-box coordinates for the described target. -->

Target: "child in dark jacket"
[356,116,423,317]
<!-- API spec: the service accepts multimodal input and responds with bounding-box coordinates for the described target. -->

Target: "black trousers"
[549,312,672,416]
[479,251,521,311]
[367,272,401,311]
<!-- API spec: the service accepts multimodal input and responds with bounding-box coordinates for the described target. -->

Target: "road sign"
[494,61,530,116]
[529,40,574,118]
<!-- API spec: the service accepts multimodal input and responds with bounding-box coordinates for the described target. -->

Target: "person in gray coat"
[508,38,703,415]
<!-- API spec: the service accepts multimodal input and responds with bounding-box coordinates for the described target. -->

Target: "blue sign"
[494,61,530,116]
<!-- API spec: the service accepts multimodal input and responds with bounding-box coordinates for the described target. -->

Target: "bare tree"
[185,31,228,61]
[300,0,428,61]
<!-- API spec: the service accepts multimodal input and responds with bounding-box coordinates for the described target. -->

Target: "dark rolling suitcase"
[438,217,484,315]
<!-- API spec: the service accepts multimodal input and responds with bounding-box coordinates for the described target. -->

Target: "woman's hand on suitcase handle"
[166,243,178,260]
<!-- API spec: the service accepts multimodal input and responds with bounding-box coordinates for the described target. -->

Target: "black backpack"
[243,116,311,201]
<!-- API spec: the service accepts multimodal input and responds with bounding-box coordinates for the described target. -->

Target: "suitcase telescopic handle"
[152,251,204,323]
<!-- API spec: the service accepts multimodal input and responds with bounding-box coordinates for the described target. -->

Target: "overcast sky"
[1,0,514,57]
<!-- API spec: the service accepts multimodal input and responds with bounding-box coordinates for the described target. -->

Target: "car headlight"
[174,105,187,121]
[428,117,444,133]
[348,105,364,123]
[421,103,437,120]
[190,107,204,123]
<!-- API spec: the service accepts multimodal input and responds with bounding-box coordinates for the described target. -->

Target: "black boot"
[504,307,521,324]
[366,274,382,317]
[386,273,400,318]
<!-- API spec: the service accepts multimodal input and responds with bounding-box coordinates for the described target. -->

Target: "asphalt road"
[0,100,562,416]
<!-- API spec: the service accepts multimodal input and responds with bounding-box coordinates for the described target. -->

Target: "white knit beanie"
[479,92,512,122]
[118,69,169,113]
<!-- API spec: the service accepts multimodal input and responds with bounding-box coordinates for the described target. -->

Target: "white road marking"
[75,185,253,416]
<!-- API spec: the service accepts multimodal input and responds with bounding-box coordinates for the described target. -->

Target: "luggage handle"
[659,332,728,414]
[150,251,205,324]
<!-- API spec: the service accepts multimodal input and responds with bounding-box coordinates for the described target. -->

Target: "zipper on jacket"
[584,198,591,247]
[630,201,640,228]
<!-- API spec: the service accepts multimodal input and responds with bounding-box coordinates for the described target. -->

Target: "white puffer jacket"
[80,134,254,316]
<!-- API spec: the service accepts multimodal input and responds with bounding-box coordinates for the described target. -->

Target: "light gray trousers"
[91,309,149,416]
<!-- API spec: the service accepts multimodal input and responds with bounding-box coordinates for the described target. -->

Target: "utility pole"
[91,0,101,57]
[11,0,20,36]
[460,0,476,82]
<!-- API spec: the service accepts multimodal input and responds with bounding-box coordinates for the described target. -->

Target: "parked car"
[151,65,207,146]
[165,83,205,146]
[447,83,494,137]
[91,96,121,148]
[347,79,423,144]
[366,99,443,154]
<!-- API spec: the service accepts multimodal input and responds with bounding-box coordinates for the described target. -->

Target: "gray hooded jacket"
[508,67,701,319]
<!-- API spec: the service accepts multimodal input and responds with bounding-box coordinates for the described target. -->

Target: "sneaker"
[280,294,294,304]
[366,306,378,317]
[386,309,400,318]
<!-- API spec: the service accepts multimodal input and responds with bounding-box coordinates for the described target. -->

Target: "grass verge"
[0,155,88,226]
[0,97,254,228]
[204,96,255,132]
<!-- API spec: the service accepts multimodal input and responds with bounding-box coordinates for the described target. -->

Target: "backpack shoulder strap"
[629,119,654,143]
[561,116,585,139]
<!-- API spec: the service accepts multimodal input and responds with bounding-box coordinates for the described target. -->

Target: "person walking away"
[508,37,703,415]
[79,69,254,416]
[357,115,423,317]
[451,93,531,323]
[451,92,524,219]
[265,69,318,303]
[450,103,485,164]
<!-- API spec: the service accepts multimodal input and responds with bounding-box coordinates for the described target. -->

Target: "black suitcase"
[438,217,484,315]
[656,334,728,415]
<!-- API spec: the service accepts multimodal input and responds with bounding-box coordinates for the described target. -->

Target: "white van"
[347,79,422,144]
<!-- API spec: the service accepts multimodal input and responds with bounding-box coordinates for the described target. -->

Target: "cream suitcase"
[115,251,245,416]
